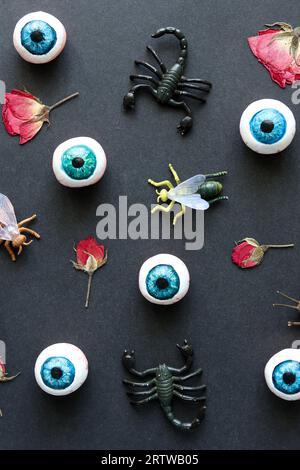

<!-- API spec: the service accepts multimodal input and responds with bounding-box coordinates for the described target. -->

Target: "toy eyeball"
[139,254,190,305]
[13,12,66,64]
[240,99,296,154]
[34,343,88,396]
[52,137,107,188]
[265,348,300,401]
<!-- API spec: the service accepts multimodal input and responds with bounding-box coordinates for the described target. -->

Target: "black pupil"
[283,372,296,385]
[51,367,63,379]
[156,277,169,290]
[260,120,274,133]
[30,30,44,43]
[72,157,85,168]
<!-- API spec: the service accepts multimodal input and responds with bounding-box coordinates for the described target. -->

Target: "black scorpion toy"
[123,27,212,136]
[122,340,206,431]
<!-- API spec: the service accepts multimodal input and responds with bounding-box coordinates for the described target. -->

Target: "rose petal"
[76,237,105,266]
[19,120,43,144]
[231,241,259,268]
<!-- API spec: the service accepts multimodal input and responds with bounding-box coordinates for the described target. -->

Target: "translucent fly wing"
[0,194,19,240]
[168,175,206,198]
[171,194,210,210]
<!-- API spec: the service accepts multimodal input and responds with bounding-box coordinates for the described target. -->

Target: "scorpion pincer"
[122,340,206,431]
[123,27,212,136]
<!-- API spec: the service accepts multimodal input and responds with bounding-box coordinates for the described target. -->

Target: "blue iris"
[21,20,57,55]
[61,145,97,180]
[272,360,300,394]
[40,356,75,390]
[250,108,286,144]
[146,264,180,300]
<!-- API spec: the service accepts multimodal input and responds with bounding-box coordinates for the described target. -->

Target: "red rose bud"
[248,22,300,88]
[72,237,107,308]
[232,237,294,269]
[2,89,79,144]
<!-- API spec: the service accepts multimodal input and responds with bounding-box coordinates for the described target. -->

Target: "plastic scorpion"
[123,27,212,136]
[122,340,206,431]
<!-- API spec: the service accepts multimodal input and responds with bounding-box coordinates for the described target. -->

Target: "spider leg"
[168,98,193,136]
[174,383,206,392]
[174,90,206,103]
[19,227,40,239]
[123,378,156,387]
[173,391,206,403]
[151,201,175,215]
[130,393,158,405]
[123,84,157,109]
[181,76,212,87]
[173,368,203,382]
[17,214,37,227]
[178,82,210,93]
[4,241,16,261]
[130,74,159,86]
[127,387,157,397]
[146,46,167,73]
[134,60,162,79]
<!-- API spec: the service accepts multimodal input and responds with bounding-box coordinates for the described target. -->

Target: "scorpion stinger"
[123,27,212,136]
[122,340,207,431]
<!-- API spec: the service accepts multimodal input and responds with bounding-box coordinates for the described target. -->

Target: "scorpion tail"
[163,405,206,431]
[151,27,187,65]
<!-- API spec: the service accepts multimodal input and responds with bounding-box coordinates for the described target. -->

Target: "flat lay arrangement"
[2,0,300,452]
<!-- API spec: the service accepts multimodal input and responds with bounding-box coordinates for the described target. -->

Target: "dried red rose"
[248,22,300,88]
[72,237,107,308]
[2,89,79,144]
[232,238,294,269]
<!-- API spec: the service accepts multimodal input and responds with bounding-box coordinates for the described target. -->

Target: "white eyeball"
[265,348,300,401]
[52,137,107,188]
[240,99,296,154]
[139,254,190,305]
[34,343,88,396]
[13,11,66,64]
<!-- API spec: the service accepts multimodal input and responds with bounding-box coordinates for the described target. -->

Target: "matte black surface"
[0,0,300,450]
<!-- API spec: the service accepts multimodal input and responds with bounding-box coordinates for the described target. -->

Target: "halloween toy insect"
[0,340,20,417]
[123,27,212,135]
[122,340,206,431]
[148,163,228,225]
[0,193,40,261]
[273,291,300,327]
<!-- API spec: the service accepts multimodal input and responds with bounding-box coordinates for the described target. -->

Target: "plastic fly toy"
[0,193,40,261]
[148,164,228,225]
[123,27,212,136]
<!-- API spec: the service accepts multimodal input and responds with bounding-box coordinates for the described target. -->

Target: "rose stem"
[273,304,299,309]
[85,272,93,309]
[48,92,79,111]
[266,244,294,248]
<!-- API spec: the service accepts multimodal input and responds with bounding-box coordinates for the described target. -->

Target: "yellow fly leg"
[148,179,174,190]
[168,163,181,185]
[151,200,175,214]
[173,205,186,225]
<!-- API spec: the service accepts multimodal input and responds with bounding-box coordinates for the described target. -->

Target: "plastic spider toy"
[123,340,206,431]
[123,27,212,136]
[148,163,228,225]
[0,194,40,261]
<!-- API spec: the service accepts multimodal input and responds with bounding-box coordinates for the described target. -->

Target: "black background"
[0,0,300,451]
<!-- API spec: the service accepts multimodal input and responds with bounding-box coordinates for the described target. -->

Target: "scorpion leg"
[127,387,157,397]
[146,46,167,73]
[134,60,162,79]
[19,227,40,239]
[168,98,193,136]
[122,350,156,377]
[123,84,156,110]
[123,378,156,387]
[17,214,37,227]
[130,74,159,86]
[174,90,206,103]
[173,390,206,403]
[181,76,212,87]
[4,241,16,261]
[130,393,158,405]
[178,82,210,92]
[174,383,206,392]
[173,368,203,382]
